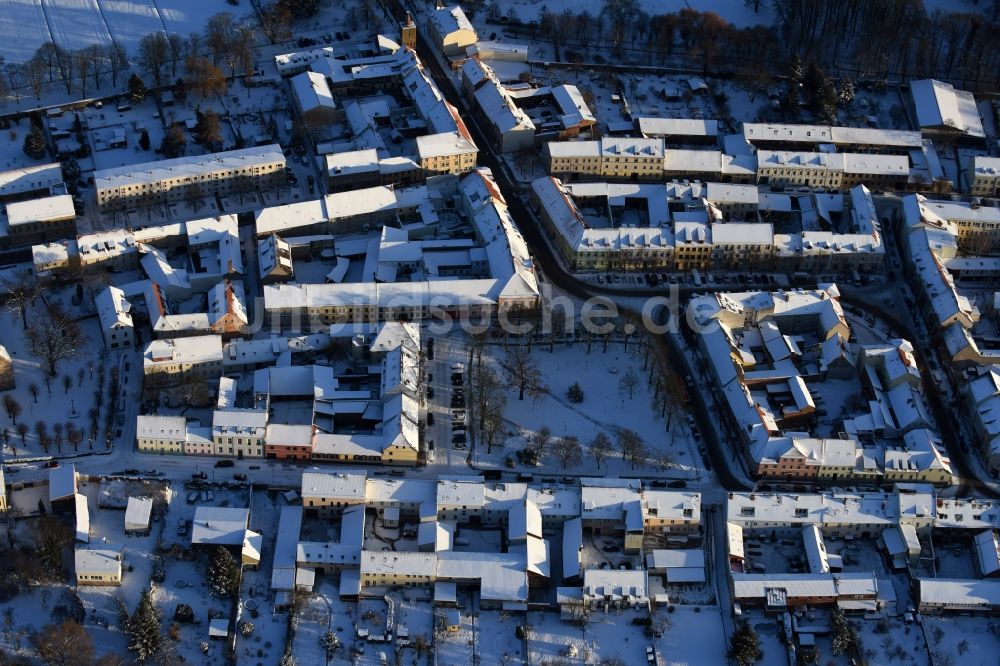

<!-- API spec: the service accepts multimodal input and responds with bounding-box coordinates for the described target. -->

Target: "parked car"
[214,459,234,468]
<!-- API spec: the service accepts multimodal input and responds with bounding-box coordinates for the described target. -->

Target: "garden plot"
[655,606,729,666]
[923,616,1000,666]
[523,607,653,665]
[471,342,703,478]
[233,490,287,666]
[290,577,366,665]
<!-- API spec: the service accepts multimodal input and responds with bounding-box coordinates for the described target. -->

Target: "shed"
[125,497,154,535]
[208,618,229,639]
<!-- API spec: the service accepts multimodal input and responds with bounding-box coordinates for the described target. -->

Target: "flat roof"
[191,506,250,545]
[6,194,74,226]
[0,163,62,197]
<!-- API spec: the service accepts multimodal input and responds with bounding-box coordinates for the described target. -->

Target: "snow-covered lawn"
[470,341,704,479]
[0,302,122,460]
[922,616,999,666]
[655,606,728,666]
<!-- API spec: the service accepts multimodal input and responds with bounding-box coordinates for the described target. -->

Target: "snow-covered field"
[0,0,242,63]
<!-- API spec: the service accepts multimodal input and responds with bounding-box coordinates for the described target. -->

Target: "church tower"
[401,12,416,50]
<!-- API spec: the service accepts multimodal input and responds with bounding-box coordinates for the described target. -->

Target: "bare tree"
[31,619,94,666]
[618,367,640,399]
[185,56,226,98]
[532,425,552,451]
[35,421,48,452]
[105,43,129,88]
[482,398,507,454]
[15,422,28,444]
[231,24,256,79]
[137,32,170,86]
[617,428,646,469]
[471,363,504,445]
[204,13,236,65]
[590,431,613,469]
[552,435,582,467]
[1,271,40,328]
[85,44,105,91]
[5,63,21,103]
[2,395,21,424]
[74,48,94,97]
[23,56,47,100]
[27,310,87,377]
[67,424,82,452]
[178,375,209,408]
[502,347,544,401]
[259,2,294,43]
[654,451,675,471]
[166,33,187,79]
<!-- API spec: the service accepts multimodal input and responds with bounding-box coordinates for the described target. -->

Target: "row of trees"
[0,42,129,102]
[517,0,1000,93]
[774,0,1000,90]
[0,3,272,104]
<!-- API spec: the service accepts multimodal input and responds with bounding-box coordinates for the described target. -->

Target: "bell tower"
[401,12,416,50]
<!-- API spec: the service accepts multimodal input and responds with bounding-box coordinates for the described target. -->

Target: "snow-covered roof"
[144,335,223,368]
[75,547,121,576]
[301,471,367,500]
[437,478,485,509]
[362,550,437,577]
[96,285,133,330]
[95,145,284,191]
[910,79,985,138]
[919,578,1000,608]
[136,414,187,440]
[272,506,303,591]
[437,550,529,602]
[415,131,478,159]
[125,497,153,530]
[291,70,337,113]
[431,5,475,37]
[5,194,74,227]
[0,163,62,199]
[638,117,718,138]
[191,506,250,546]
[49,464,77,501]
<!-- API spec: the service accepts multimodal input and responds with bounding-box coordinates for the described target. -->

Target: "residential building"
[136,415,188,454]
[258,234,293,283]
[429,5,477,57]
[75,548,123,586]
[4,194,75,245]
[95,145,285,211]
[95,285,134,350]
[0,345,13,392]
[0,163,63,203]
[142,335,224,380]
[291,70,341,125]
[212,410,266,458]
[969,156,1000,197]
